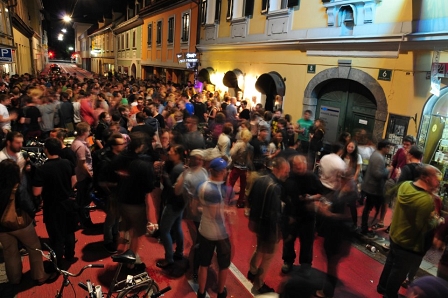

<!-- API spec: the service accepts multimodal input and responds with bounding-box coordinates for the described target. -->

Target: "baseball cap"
[209,158,228,171]
[190,149,204,158]
[409,276,448,298]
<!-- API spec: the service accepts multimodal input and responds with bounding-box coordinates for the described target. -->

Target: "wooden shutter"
[245,0,254,17]
[261,0,269,14]
[226,0,233,20]
[287,0,299,8]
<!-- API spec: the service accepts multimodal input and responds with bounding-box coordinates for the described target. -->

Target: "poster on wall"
[319,106,340,143]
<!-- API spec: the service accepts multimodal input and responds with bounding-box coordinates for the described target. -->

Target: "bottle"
[366,244,377,253]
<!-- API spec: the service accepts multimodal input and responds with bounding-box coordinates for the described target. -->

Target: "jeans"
[159,204,184,263]
[378,240,423,298]
[228,167,247,204]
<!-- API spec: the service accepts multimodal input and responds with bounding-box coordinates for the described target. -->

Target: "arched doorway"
[131,63,136,78]
[316,79,377,144]
[223,69,244,96]
[304,67,387,143]
[255,71,285,112]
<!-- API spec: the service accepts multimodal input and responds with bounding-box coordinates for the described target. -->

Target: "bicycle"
[37,243,105,298]
[79,249,171,298]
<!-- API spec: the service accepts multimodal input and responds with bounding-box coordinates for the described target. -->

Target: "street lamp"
[61,28,67,33]
[68,46,74,51]
[58,33,63,41]
[63,15,71,23]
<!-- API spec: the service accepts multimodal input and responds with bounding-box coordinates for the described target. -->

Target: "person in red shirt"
[80,91,97,126]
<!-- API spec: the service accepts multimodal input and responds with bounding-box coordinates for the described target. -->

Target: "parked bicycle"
[79,249,171,298]
[36,243,104,298]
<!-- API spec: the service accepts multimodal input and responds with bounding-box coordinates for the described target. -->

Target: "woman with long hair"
[341,140,362,228]
[341,140,362,181]
[0,160,57,285]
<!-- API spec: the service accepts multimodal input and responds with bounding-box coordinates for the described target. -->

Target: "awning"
[197,67,214,84]
[255,71,285,96]
[223,69,244,91]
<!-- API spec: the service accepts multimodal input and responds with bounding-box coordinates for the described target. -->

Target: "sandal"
[371,223,384,230]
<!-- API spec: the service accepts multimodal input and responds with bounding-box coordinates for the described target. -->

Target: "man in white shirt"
[0,94,17,134]
[319,143,347,193]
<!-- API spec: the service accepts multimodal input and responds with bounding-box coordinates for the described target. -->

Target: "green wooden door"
[317,79,377,143]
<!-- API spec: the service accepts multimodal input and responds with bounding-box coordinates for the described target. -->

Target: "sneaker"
[217,287,227,298]
[104,242,118,254]
[247,270,256,282]
[281,262,293,274]
[256,283,275,294]
[361,230,376,239]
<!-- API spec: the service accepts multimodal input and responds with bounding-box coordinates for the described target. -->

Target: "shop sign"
[176,52,198,69]
[307,64,316,73]
[378,69,392,81]
[0,48,13,62]
[431,63,448,78]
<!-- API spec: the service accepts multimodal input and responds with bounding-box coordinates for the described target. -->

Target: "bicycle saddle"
[111,249,136,264]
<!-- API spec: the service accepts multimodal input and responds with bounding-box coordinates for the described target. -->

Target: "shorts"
[197,233,231,269]
[120,203,147,237]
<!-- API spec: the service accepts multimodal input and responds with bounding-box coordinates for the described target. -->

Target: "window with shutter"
[226,0,233,21]
[244,0,254,17]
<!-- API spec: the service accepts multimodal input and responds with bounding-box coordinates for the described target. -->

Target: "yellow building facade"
[140,0,199,84]
[197,0,448,156]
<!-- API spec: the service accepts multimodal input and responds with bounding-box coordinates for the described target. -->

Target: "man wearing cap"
[360,139,393,238]
[247,157,291,294]
[378,165,444,298]
[196,158,231,298]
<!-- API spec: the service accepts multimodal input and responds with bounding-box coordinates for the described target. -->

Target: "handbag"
[1,184,33,230]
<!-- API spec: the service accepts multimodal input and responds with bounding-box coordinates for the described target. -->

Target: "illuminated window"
[181,12,190,42]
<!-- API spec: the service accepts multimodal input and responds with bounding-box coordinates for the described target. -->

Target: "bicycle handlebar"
[36,244,104,277]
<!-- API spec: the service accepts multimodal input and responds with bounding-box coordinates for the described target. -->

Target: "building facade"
[196,0,448,157]
[0,0,14,76]
[114,4,143,79]
[140,0,199,84]
[89,17,117,76]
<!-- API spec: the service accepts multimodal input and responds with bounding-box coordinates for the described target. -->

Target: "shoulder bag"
[1,184,33,230]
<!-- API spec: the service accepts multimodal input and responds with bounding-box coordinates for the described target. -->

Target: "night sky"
[42,0,129,58]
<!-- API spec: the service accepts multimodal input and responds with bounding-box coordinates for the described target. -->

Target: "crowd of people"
[1,71,448,298]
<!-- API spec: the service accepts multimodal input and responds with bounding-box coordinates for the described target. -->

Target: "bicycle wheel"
[117,281,159,298]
